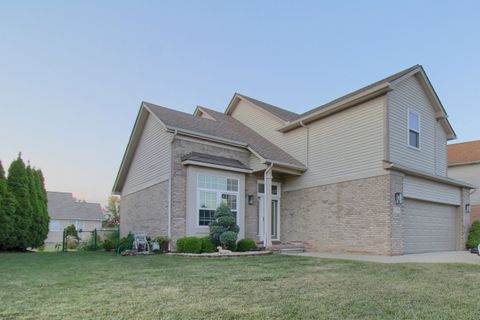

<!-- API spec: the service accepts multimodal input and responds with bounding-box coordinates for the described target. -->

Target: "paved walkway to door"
[287,251,480,265]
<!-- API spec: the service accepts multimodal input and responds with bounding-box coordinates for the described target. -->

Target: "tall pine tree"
[7,154,32,250]
[0,161,16,250]
[26,165,41,247]
[34,169,49,246]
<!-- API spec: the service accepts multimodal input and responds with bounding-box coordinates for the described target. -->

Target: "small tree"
[0,161,16,250]
[34,169,49,247]
[208,202,239,250]
[103,195,120,227]
[65,224,79,239]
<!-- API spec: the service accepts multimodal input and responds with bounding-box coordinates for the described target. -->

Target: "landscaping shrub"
[176,237,202,253]
[219,231,237,251]
[236,239,257,252]
[65,224,78,239]
[66,235,79,249]
[208,203,239,248]
[78,233,102,251]
[200,236,216,253]
[102,229,119,251]
[118,233,134,252]
[467,220,480,249]
[153,236,169,252]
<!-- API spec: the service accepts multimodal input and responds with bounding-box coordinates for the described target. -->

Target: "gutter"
[168,129,178,250]
[385,162,476,189]
[165,126,248,148]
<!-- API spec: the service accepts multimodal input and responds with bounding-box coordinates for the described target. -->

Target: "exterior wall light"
[394,192,403,205]
[466,204,471,213]
[247,195,254,205]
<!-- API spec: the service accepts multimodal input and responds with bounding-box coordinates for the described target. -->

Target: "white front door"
[257,181,280,241]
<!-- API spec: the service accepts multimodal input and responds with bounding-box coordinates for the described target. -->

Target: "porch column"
[264,164,273,247]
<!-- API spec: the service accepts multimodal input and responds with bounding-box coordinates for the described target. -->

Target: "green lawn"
[1,252,479,319]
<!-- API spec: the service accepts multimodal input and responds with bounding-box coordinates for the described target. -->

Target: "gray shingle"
[47,191,103,221]
[299,65,420,118]
[181,152,251,170]
[144,102,305,168]
[235,93,299,122]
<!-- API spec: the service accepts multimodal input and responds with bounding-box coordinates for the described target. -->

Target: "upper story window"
[408,111,420,149]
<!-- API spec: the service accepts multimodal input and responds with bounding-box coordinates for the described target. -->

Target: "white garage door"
[404,199,457,254]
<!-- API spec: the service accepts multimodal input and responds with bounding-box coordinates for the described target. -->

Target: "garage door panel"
[404,199,456,254]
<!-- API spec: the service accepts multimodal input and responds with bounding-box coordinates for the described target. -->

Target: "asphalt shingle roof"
[236,93,299,122]
[144,102,305,168]
[181,152,250,170]
[448,141,480,165]
[47,192,104,221]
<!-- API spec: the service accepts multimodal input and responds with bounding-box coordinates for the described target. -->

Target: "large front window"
[197,174,239,226]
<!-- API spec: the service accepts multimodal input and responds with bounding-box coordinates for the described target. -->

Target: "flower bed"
[166,251,272,258]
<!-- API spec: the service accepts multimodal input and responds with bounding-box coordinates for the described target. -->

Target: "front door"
[257,185,280,241]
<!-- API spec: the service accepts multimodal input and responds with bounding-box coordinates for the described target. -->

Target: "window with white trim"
[408,111,420,148]
[50,220,60,232]
[197,174,239,226]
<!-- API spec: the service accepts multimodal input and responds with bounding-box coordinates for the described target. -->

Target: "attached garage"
[402,175,461,254]
[403,199,457,253]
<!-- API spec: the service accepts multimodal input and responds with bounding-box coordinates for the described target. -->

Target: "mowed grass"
[1,252,480,319]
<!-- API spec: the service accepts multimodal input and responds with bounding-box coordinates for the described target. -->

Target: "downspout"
[263,162,274,247]
[168,129,178,251]
[299,121,309,168]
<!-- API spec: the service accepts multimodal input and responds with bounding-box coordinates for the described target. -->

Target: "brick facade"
[281,174,392,255]
[120,180,169,238]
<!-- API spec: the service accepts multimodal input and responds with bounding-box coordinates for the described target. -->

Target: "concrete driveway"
[289,251,480,265]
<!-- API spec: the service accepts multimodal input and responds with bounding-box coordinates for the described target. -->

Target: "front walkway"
[286,251,480,265]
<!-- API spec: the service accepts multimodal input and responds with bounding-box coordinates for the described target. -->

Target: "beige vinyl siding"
[389,75,448,176]
[249,154,265,171]
[448,163,480,204]
[231,100,307,165]
[284,96,386,190]
[122,114,172,196]
[435,122,448,176]
[403,175,461,205]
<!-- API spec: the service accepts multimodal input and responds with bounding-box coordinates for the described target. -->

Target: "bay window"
[197,174,239,226]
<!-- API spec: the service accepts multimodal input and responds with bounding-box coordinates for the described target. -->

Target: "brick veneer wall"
[281,174,392,255]
[120,180,169,238]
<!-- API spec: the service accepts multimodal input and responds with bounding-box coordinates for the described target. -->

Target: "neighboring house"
[46,191,103,247]
[448,141,480,222]
[113,65,474,255]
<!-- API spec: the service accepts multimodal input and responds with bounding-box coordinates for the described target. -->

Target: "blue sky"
[1,1,479,205]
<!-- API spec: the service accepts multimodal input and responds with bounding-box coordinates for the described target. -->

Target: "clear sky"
[1,1,479,206]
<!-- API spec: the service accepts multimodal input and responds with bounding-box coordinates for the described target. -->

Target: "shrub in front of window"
[208,203,239,248]
[466,220,480,249]
[200,236,216,253]
[236,239,257,252]
[219,231,238,251]
[176,236,202,253]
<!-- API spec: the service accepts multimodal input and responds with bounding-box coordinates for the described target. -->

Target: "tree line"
[0,154,49,251]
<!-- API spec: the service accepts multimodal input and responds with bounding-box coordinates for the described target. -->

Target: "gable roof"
[277,65,456,140]
[47,191,103,221]
[225,93,299,122]
[143,102,305,169]
[448,141,480,166]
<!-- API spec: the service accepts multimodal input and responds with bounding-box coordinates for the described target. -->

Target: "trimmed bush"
[467,220,480,249]
[208,202,239,248]
[236,239,257,252]
[219,231,237,251]
[65,224,79,239]
[200,236,216,253]
[176,236,202,253]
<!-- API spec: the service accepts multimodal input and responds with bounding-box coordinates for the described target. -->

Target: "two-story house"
[113,65,473,255]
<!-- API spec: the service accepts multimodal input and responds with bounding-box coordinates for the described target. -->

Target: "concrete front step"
[256,241,305,253]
